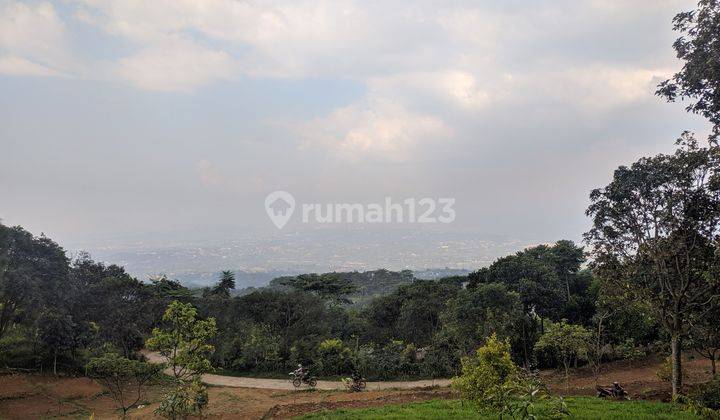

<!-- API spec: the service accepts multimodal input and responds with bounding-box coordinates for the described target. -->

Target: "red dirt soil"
[0,353,715,419]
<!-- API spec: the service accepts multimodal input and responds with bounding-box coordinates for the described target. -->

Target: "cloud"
[0,1,74,76]
[0,55,61,77]
[299,95,451,162]
[196,159,223,187]
[113,38,235,92]
[196,159,266,193]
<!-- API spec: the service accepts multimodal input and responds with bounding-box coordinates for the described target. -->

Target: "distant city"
[66,226,546,288]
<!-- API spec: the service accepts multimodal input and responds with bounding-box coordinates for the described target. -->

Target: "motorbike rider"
[293,364,309,381]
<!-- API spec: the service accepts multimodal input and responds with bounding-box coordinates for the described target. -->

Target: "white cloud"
[0,1,73,76]
[113,38,235,92]
[196,159,223,187]
[300,96,451,162]
[196,159,266,193]
[0,55,61,76]
[537,65,674,110]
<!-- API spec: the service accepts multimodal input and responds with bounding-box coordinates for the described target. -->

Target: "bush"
[315,338,352,375]
[155,378,209,419]
[86,353,162,415]
[452,333,517,409]
[693,378,720,410]
[614,338,647,361]
[226,324,281,372]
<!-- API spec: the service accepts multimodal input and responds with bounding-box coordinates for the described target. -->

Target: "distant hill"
[413,268,471,280]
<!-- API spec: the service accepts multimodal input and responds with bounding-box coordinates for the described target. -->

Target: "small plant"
[500,371,570,420]
[692,378,720,411]
[452,333,517,409]
[155,378,209,419]
[86,353,161,416]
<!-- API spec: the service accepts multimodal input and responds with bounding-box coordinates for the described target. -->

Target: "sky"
[0,0,712,251]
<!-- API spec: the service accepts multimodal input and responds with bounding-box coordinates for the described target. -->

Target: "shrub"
[614,338,647,361]
[315,338,352,375]
[452,333,517,409]
[693,378,720,410]
[86,353,162,415]
[155,378,209,419]
[534,320,592,382]
[227,324,281,372]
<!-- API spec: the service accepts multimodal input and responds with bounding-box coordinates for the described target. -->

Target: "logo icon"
[265,191,295,229]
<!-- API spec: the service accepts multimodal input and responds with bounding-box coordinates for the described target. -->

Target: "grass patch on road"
[299,397,701,419]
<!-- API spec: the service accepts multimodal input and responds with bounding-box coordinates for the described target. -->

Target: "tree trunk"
[671,334,682,398]
[712,355,717,378]
[521,320,529,369]
[565,278,571,302]
[53,351,58,377]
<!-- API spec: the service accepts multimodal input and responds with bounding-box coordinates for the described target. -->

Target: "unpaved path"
[143,351,450,391]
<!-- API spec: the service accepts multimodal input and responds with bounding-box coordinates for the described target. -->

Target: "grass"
[299,397,702,419]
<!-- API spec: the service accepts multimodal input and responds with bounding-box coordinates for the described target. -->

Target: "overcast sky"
[0,0,711,248]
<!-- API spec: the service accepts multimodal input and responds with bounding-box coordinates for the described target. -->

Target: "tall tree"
[0,224,69,340]
[585,134,720,397]
[279,273,356,304]
[205,270,236,299]
[657,0,720,139]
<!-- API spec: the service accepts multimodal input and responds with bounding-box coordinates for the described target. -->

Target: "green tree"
[315,338,352,375]
[37,309,76,375]
[0,224,69,340]
[534,320,592,386]
[452,333,518,409]
[146,301,217,419]
[585,134,720,397]
[689,302,720,377]
[441,283,523,357]
[279,273,357,304]
[86,353,161,416]
[205,270,235,299]
[146,300,217,381]
[657,0,720,139]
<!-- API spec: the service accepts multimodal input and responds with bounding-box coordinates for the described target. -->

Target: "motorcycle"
[342,376,367,392]
[596,382,628,399]
[290,371,317,388]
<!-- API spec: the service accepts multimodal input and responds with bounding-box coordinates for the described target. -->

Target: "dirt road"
[143,352,451,390]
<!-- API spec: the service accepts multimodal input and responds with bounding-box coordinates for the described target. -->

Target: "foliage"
[155,378,209,419]
[498,370,569,420]
[657,0,720,139]
[277,273,357,304]
[146,300,217,380]
[146,301,216,419]
[688,302,720,377]
[585,134,720,396]
[204,270,236,299]
[227,323,281,372]
[691,378,720,411]
[534,320,592,382]
[615,339,648,361]
[86,353,161,415]
[452,333,518,409]
[315,338,352,376]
